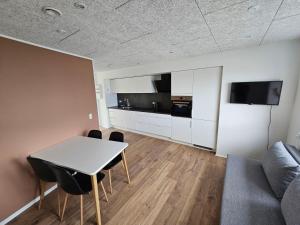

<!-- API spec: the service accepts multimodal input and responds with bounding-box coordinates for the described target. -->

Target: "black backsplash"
[117,93,171,112]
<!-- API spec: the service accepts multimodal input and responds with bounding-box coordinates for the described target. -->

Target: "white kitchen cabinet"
[171,70,194,96]
[191,67,222,149]
[171,117,192,143]
[192,67,222,121]
[109,110,171,138]
[110,76,156,93]
[125,111,136,130]
[109,109,127,128]
[136,112,171,137]
[192,119,217,149]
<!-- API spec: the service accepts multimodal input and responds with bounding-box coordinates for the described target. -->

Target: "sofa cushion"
[284,143,300,164]
[281,175,300,225]
[220,154,285,225]
[262,141,300,199]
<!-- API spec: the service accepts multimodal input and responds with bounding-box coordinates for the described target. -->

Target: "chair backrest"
[88,130,102,139]
[49,164,85,195]
[27,156,56,182]
[109,131,124,142]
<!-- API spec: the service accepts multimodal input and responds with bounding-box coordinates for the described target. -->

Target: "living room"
[1,1,300,225]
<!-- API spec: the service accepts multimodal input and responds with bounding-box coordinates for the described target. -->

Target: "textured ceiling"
[0,0,300,71]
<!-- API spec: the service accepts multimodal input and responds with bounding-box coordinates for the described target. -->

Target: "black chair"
[103,131,130,194]
[88,130,102,139]
[27,156,61,215]
[49,164,108,224]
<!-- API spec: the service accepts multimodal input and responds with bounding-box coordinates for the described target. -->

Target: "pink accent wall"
[0,37,99,220]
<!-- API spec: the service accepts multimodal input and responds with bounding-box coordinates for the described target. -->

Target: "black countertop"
[108,106,171,115]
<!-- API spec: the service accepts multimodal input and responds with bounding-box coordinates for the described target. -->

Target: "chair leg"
[57,186,61,217]
[38,180,45,210]
[100,181,109,202]
[61,193,68,221]
[122,151,131,184]
[80,195,83,225]
[108,169,112,194]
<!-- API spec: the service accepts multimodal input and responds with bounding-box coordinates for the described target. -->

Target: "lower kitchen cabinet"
[109,109,171,138]
[192,119,217,149]
[171,117,192,143]
[135,112,171,137]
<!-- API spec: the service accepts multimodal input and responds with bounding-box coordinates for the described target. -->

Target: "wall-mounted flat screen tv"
[230,81,283,105]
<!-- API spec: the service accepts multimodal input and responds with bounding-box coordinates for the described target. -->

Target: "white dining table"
[30,136,129,225]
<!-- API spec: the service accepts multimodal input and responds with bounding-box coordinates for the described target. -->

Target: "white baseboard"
[1,185,57,225]
[215,153,227,158]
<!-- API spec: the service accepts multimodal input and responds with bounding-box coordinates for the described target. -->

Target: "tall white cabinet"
[192,67,222,149]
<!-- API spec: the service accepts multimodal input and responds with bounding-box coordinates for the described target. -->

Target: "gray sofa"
[220,155,285,225]
[220,143,300,225]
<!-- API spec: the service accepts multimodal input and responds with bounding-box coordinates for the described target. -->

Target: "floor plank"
[7,129,226,225]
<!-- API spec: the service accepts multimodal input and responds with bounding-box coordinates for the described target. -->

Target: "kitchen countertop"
[108,106,171,115]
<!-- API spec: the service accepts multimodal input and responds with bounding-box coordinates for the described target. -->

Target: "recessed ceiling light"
[74,2,86,9]
[42,6,62,17]
[248,5,260,13]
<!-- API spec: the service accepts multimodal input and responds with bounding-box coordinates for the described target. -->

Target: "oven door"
[171,102,192,118]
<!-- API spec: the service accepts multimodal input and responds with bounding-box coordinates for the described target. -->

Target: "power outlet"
[88,113,93,120]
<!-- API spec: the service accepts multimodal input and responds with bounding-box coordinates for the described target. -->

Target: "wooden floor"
[8,129,226,225]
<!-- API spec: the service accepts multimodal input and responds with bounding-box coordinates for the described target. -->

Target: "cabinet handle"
[190,120,192,128]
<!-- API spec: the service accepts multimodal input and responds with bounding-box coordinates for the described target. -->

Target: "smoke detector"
[74,2,86,9]
[42,7,62,17]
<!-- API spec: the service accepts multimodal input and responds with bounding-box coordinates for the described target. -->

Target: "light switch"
[89,113,93,120]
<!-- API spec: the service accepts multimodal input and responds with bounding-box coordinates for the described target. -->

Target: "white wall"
[287,73,300,148]
[96,40,300,159]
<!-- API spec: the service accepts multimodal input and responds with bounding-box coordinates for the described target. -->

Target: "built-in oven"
[171,96,192,118]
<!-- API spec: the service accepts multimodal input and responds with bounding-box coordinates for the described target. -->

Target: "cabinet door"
[192,67,222,121]
[126,111,136,130]
[109,109,126,128]
[171,117,192,143]
[171,70,194,96]
[192,119,217,149]
[133,76,156,93]
[110,76,156,93]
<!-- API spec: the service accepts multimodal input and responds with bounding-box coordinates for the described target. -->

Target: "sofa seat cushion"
[281,175,300,225]
[220,154,285,225]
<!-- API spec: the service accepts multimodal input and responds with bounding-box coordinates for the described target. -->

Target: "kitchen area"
[102,67,222,150]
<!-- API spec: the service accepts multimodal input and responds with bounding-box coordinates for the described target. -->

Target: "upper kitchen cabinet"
[171,70,194,96]
[192,67,222,121]
[110,75,157,93]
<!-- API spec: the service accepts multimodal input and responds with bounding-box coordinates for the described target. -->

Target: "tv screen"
[230,81,283,105]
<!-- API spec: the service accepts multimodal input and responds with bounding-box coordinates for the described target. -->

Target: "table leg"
[91,175,102,225]
[38,180,45,209]
[121,151,131,184]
